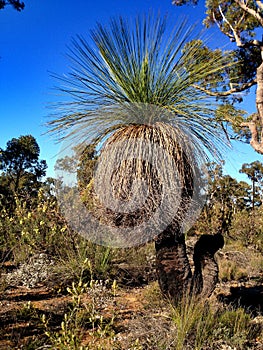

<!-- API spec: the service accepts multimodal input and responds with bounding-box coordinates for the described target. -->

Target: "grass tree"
[49,14,230,303]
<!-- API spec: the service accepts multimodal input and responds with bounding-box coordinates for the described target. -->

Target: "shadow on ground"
[217,284,263,314]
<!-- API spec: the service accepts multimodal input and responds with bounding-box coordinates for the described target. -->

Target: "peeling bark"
[242,59,263,155]
[255,57,263,152]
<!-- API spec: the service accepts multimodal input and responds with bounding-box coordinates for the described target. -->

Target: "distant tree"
[0,0,25,11]
[77,143,98,192]
[55,154,78,174]
[191,162,256,237]
[230,206,263,250]
[172,0,263,154]
[207,162,253,212]
[55,143,98,185]
[239,161,263,209]
[55,143,98,210]
[0,135,47,208]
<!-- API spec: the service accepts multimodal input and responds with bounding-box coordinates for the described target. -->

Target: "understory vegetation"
[0,174,262,349]
[2,2,263,348]
[0,136,262,349]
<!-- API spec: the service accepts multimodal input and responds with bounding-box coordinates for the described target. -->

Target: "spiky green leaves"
[49,13,232,158]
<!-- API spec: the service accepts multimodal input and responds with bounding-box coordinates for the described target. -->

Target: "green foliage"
[0,186,119,283]
[230,208,263,251]
[170,295,214,350]
[49,13,232,161]
[231,46,261,85]
[173,0,261,98]
[42,259,118,350]
[190,162,247,235]
[0,0,25,11]
[174,0,262,57]
[203,0,261,40]
[219,258,248,282]
[0,135,47,211]
[56,240,116,287]
[0,187,72,263]
[216,307,253,347]
[139,284,261,348]
[240,160,263,182]
[172,0,263,150]
[182,40,234,92]
[167,294,256,350]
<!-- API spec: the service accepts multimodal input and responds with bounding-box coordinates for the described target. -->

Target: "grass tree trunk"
[155,222,192,302]
[156,227,224,302]
[192,233,224,298]
[96,123,224,304]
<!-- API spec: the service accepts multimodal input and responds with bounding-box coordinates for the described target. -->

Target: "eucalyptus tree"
[173,0,263,155]
[49,14,231,302]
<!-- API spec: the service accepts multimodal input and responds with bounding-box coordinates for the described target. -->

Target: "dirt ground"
[0,254,262,350]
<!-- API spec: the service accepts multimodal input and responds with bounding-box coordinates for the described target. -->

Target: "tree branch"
[218,5,243,46]
[192,79,257,97]
[212,10,235,41]
[241,121,263,154]
[234,0,263,26]
[256,0,263,11]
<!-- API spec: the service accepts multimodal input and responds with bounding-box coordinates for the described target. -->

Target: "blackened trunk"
[155,222,192,303]
[155,228,224,303]
[192,233,224,298]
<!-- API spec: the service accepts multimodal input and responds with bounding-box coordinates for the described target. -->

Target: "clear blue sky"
[0,0,261,182]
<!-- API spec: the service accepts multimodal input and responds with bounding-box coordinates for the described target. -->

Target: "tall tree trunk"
[255,55,263,153]
[242,50,263,154]
[252,177,255,210]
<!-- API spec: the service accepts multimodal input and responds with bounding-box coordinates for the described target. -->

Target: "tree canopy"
[172,0,263,154]
[192,161,262,236]
[0,135,47,207]
[239,160,263,209]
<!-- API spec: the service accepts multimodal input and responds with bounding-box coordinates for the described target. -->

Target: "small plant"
[42,277,87,350]
[167,293,258,350]
[130,338,144,350]
[143,281,164,309]
[219,259,248,282]
[169,294,211,350]
[19,301,37,320]
[215,307,253,348]
[41,259,118,350]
